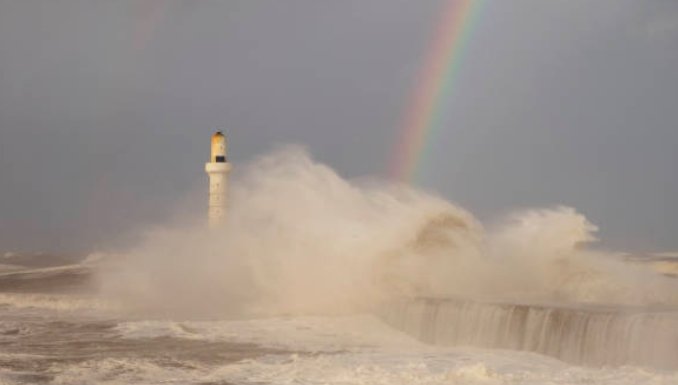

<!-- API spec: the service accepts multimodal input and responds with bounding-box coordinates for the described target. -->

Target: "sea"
[0,259,676,385]
[2,150,678,384]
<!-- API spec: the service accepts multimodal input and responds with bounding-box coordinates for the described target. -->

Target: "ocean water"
[3,150,678,384]
[0,267,677,385]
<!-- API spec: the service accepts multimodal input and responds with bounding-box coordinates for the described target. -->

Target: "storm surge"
[96,147,678,367]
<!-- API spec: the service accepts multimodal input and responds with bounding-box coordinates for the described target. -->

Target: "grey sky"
[0,0,677,253]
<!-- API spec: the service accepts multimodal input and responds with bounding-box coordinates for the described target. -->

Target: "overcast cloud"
[0,0,677,253]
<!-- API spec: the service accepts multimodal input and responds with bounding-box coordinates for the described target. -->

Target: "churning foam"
[111,314,678,385]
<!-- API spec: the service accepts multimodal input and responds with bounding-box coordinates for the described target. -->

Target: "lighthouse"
[205,131,231,227]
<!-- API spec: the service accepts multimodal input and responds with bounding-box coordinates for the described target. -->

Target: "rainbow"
[390,0,486,183]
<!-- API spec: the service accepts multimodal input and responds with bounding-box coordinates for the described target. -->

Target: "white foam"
[209,352,678,385]
[116,314,421,352]
[112,314,678,384]
[39,349,678,385]
[47,358,204,385]
[0,293,115,312]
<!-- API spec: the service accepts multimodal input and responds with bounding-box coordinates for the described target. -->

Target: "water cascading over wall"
[377,298,678,368]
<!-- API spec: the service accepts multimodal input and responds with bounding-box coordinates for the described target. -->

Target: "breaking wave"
[97,147,678,317]
[83,147,678,369]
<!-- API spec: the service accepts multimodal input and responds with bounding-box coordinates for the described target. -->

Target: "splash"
[98,147,479,316]
[96,148,678,318]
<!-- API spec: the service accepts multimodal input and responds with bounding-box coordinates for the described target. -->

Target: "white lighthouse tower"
[205,131,231,227]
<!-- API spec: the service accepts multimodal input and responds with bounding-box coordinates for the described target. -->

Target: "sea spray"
[96,147,479,316]
[96,147,678,318]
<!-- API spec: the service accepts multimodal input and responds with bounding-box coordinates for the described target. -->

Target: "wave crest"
[96,148,678,316]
